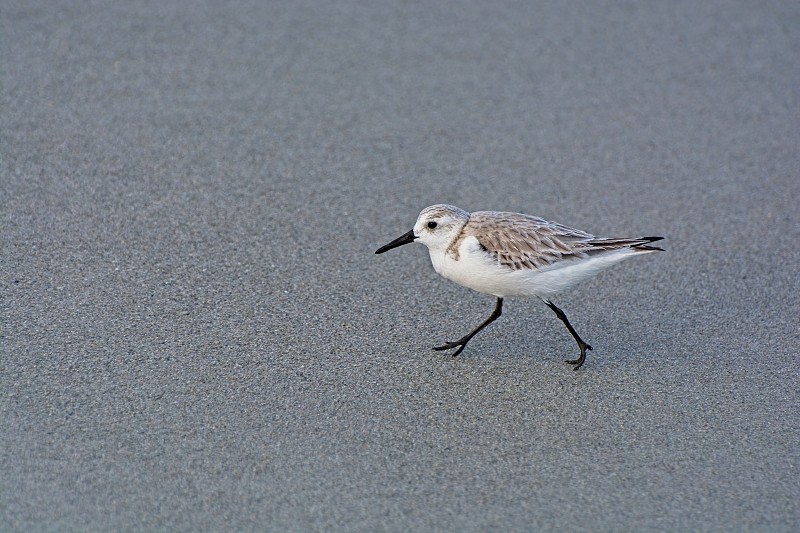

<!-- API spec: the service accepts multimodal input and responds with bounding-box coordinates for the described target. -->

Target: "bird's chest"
[428,237,496,291]
[429,248,454,278]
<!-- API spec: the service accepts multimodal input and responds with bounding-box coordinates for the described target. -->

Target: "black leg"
[543,299,593,370]
[433,297,504,357]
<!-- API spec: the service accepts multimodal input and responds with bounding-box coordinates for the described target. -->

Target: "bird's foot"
[565,342,592,370]
[432,339,469,357]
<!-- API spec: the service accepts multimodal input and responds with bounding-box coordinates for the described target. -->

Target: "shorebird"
[375,204,663,369]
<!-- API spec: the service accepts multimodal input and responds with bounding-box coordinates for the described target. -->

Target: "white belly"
[429,236,639,298]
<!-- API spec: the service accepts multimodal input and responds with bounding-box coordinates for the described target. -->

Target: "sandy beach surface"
[3,1,798,530]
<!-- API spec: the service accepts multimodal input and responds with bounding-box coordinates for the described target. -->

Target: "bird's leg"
[543,299,592,370]
[433,297,504,357]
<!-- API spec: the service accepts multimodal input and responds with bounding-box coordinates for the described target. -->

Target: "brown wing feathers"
[468,211,663,271]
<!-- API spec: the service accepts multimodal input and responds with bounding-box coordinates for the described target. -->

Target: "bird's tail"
[587,236,665,253]
[633,236,665,252]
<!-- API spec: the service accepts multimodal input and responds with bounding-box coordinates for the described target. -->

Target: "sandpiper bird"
[375,204,663,369]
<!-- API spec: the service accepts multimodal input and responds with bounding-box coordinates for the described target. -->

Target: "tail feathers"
[634,236,665,252]
[587,236,665,253]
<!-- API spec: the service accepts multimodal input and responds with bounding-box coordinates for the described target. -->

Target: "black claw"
[431,297,504,359]
[565,356,585,369]
[432,341,458,351]
[432,340,468,356]
[565,342,592,370]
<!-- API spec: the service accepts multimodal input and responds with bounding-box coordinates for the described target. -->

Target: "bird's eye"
[427,221,438,229]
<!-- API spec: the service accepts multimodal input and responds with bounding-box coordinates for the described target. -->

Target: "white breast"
[429,236,517,297]
[428,236,642,299]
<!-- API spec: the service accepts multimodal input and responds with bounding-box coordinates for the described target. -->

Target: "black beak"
[375,229,417,254]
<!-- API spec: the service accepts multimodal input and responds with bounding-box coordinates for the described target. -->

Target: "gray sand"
[2,1,798,531]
